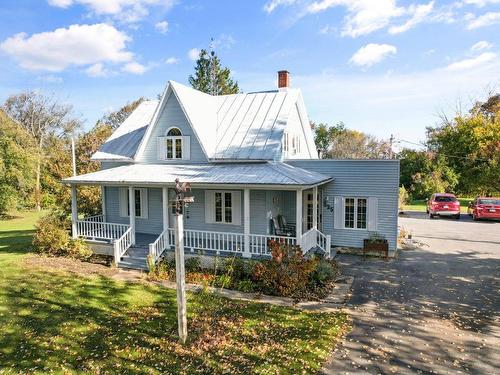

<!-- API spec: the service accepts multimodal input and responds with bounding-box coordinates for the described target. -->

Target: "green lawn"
[403,198,472,213]
[0,211,348,374]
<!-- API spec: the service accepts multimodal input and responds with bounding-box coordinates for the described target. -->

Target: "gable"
[136,90,208,163]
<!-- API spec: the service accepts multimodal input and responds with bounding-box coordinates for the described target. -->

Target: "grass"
[403,198,473,213]
[0,211,348,374]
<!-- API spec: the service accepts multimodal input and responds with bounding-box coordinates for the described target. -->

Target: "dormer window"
[166,127,183,159]
[158,127,190,161]
[282,132,300,157]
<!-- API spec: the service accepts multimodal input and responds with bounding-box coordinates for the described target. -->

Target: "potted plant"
[363,232,389,259]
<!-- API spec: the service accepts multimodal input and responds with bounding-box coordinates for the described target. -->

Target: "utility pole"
[389,134,394,159]
[173,178,193,344]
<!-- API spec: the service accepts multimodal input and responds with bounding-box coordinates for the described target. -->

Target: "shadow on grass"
[0,229,36,254]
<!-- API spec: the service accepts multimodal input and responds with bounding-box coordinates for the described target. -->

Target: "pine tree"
[188,49,239,95]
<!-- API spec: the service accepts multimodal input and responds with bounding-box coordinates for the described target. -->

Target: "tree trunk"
[35,156,41,211]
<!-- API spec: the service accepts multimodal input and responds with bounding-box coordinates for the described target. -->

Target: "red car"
[468,197,500,221]
[426,193,461,219]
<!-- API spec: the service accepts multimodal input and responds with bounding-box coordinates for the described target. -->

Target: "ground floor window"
[205,190,241,225]
[344,197,367,229]
[119,188,148,219]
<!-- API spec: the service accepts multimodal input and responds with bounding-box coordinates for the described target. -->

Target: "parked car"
[426,193,460,219]
[468,197,500,221]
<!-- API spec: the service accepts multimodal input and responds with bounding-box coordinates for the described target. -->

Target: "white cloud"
[47,0,175,23]
[155,20,168,34]
[188,48,200,61]
[213,34,236,49]
[471,40,493,51]
[463,0,500,7]
[445,52,497,70]
[36,74,63,83]
[0,23,133,72]
[349,43,397,67]
[389,1,434,34]
[467,12,500,29]
[263,0,297,13]
[165,57,179,64]
[85,63,109,77]
[121,62,147,74]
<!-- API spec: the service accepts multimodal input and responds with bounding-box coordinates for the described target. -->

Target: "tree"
[313,121,391,159]
[3,91,80,210]
[0,109,37,215]
[100,97,144,130]
[427,93,500,194]
[188,49,239,95]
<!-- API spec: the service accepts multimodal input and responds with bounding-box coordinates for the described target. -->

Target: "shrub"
[310,259,339,286]
[214,274,232,289]
[67,238,92,260]
[185,256,201,272]
[32,213,71,256]
[235,280,254,293]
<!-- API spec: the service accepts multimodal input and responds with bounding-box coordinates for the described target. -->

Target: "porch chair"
[271,214,296,237]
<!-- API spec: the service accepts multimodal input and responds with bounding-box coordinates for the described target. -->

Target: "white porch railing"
[149,229,170,262]
[249,234,297,256]
[76,217,129,241]
[113,227,133,265]
[301,228,332,257]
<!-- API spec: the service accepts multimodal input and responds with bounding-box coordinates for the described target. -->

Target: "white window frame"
[343,197,367,230]
[166,127,183,160]
[119,188,148,219]
[205,190,241,226]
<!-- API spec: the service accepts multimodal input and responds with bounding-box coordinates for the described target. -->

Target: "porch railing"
[113,227,133,265]
[248,234,297,256]
[149,229,170,262]
[76,217,129,241]
[301,228,332,257]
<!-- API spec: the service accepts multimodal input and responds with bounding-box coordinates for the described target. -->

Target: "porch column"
[101,186,107,222]
[71,185,78,238]
[243,189,251,258]
[162,187,169,232]
[313,186,318,229]
[296,189,303,246]
[128,186,136,244]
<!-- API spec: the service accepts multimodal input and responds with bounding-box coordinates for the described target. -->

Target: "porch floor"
[135,233,159,248]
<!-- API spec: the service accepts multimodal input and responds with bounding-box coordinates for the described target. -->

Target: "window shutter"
[157,137,166,160]
[182,136,191,160]
[205,190,214,223]
[367,197,378,231]
[140,188,149,219]
[232,191,242,226]
[333,196,344,229]
[119,188,128,217]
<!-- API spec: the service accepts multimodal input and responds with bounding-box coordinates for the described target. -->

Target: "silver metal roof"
[63,162,332,187]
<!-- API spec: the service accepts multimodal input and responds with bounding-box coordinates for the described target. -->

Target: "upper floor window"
[282,132,301,157]
[166,127,183,159]
[158,127,190,161]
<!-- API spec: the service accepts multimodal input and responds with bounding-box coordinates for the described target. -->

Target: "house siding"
[287,159,400,250]
[138,92,208,164]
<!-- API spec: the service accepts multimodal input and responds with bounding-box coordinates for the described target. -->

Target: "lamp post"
[173,178,193,344]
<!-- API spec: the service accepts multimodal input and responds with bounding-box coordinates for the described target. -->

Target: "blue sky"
[0,0,499,146]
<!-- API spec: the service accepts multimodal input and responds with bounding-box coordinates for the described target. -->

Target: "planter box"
[363,239,389,259]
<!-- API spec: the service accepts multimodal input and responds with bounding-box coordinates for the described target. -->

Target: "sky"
[0,0,499,147]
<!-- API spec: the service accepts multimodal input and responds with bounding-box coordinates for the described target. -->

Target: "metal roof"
[63,162,332,187]
[92,100,159,161]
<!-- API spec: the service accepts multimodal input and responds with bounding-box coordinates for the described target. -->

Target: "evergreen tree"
[188,49,239,95]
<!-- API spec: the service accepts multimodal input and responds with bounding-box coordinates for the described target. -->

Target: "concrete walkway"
[322,214,499,374]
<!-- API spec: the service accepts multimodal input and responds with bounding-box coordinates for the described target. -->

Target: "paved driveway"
[322,212,499,374]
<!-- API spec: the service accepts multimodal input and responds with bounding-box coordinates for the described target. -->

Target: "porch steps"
[117,246,149,271]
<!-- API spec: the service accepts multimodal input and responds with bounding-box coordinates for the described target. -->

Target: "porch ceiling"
[62,162,332,187]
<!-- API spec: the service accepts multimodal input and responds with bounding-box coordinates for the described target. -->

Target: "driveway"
[322,212,499,374]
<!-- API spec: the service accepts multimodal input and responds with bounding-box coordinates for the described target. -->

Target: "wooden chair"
[271,215,296,237]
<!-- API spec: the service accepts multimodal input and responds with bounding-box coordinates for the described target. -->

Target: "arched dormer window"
[166,127,183,159]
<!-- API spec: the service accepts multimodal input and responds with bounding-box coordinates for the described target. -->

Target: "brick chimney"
[277,70,290,88]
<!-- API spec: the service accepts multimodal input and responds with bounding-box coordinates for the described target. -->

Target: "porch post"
[128,186,136,244]
[243,189,251,258]
[162,187,169,232]
[313,186,318,229]
[296,189,303,247]
[71,185,78,238]
[101,186,107,222]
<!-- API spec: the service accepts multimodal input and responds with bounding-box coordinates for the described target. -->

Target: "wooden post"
[313,186,318,230]
[128,186,136,245]
[101,186,107,222]
[71,185,78,239]
[175,212,187,344]
[162,187,169,232]
[296,189,303,247]
[243,189,251,258]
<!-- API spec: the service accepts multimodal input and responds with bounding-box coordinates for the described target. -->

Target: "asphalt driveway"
[322,212,499,374]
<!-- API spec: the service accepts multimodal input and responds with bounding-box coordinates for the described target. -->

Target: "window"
[344,198,367,229]
[166,127,183,160]
[119,188,148,219]
[282,132,301,156]
[205,190,241,225]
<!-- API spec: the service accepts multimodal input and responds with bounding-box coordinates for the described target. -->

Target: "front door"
[303,190,322,233]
